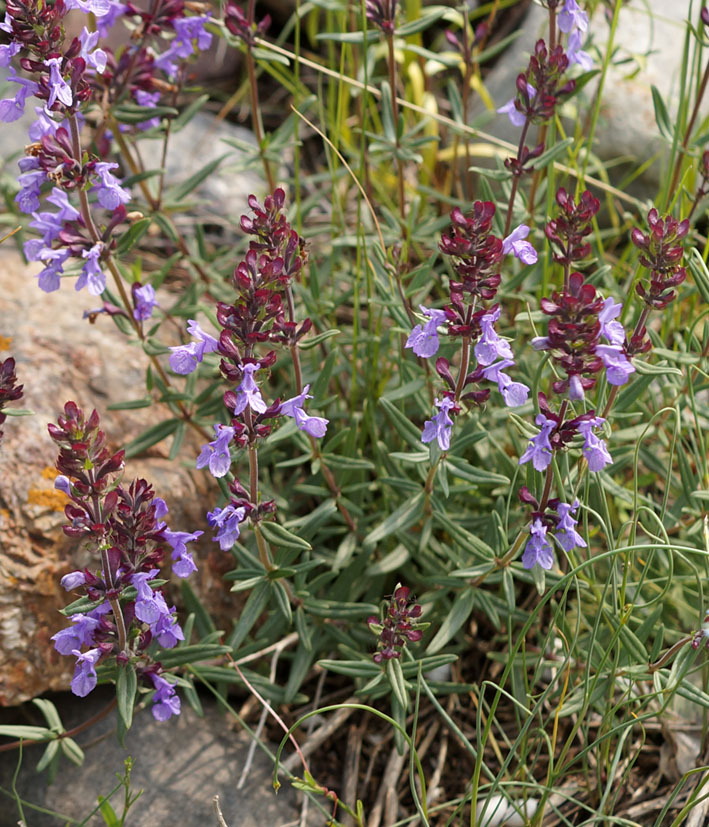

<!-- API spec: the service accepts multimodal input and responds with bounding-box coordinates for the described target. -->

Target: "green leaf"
[317,659,381,678]
[445,455,509,486]
[112,104,178,124]
[32,698,62,731]
[366,544,410,576]
[650,85,673,140]
[97,795,120,827]
[228,581,270,650]
[123,418,180,458]
[3,408,34,417]
[0,725,51,739]
[259,520,312,550]
[298,329,341,350]
[115,218,152,256]
[529,137,574,170]
[106,397,153,410]
[632,358,682,376]
[271,580,292,625]
[426,588,475,654]
[164,153,231,202]
[172,94,210,132]
[157,643,232,668]
[60,737,85,766]
[36,739,60,773]
[320,453,375,470]
[379,398,424,449]
[302,597,379,619]
[116,663,137,731]
[387,657,409,711]
[362,492,424,550]
[180,580,217,638]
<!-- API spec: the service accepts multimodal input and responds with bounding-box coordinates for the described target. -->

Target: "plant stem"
[504,120,531,237]
[668,58,709,200]
[246,0,276,192]
[386,32,407,229]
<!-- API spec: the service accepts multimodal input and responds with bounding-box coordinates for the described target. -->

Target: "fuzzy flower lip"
[554,500,586,553]
[497,83,535,127]
[279,384,329,438]
[406,306,447,358]
[519,413,556,471]
[558,0,588,34]
[421,396,456,451]
[522,518,554,570]
[196,424,235,478]
[481,359,530,408]
[578,417,613,472]
[474,306,513,366]
[232,363,267,415]
[168,319,219,374]
[503,224,538,265]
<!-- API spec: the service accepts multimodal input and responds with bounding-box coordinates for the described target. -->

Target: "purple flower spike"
[502,224,538,265]
[406,306,447,358]
[70,647,101,697]
[207,504,247,551]
[47,188,80,222]
[474,306,513,366]
[79,27,108,73]
[482,359,530,407]
[168,319,219,374]
[578,417,613,472]
[164,529,202,578]
[196,424,235,478]
[37,249,69,292]
[421,396,456,451]
[558,0,588,34]
[554,500,586,552]
[151,673,181,721]
[519,413,556,471]
[280,384,329,437]
[233,363,267,414]
[522,518,554,570]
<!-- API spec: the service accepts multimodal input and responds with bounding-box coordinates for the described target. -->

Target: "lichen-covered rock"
[0,251,232,705]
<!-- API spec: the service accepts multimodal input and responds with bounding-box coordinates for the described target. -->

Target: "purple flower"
[131,570,163,623]
[174,15,213,54]
[28,107,60,141]
[37,248,69,292]
[497,83,535,127]
[15,157,45,213]
[598,297,625,346]
[481,359,530,407]
[518,413,556,471]
[60,570,86,590]
[77,243,106,295]
[0,70,38,123]
[133,283,157,320]
[207,504,246,551]
[79,28,108,74]
[578,417,613,472]
[70,647,102,697]
[47,188,81,222]
[164,528,202,578]
[0,41,20,68]
[65,0,111,14]
[522,518,554,570]
[46,57,73,108]
[152,606,185,648]
[54,475,72,495]
[232,363,267,414]
[96,0,127,35]
[405,306,447,358]
[596,345,635,386]
[196,424,235,478]
[474,306,513,366]
[567,30,594,71]
[554,500,586,552]
[421,396,456,451]
[52,613,102,654]
[568,373,586,401]
[29,209,64,244]
[502,224,538,265]
[151,673,181,721]
[168,319,219,374]
[91,162,131,210]
[558,0,588,34]
[279,384,329,437]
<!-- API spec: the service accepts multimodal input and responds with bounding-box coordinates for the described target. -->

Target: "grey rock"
[0,250,229,705]
[474,0,702,196]
[0,689,301,827]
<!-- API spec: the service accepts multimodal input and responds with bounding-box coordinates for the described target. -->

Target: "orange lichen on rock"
[41,466,58,480]
[0,336,12,350]
[27,488,67,512]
